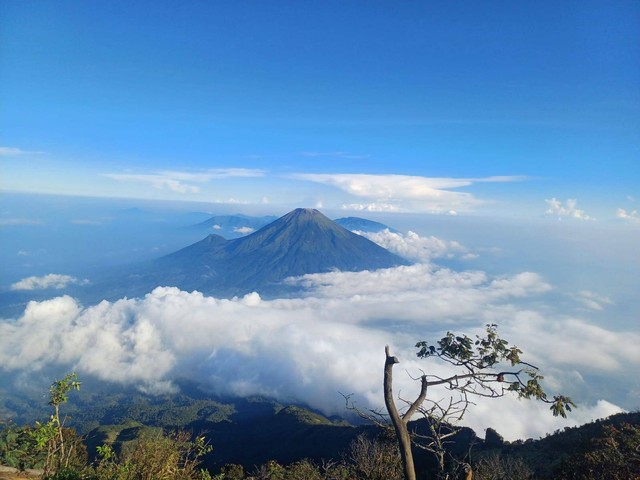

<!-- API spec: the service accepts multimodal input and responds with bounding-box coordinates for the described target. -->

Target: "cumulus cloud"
[616,208,639,223]
[293,173,525,213]
[104,168,266,195]
[10,274,90,291]
[545,198,593,221]
[233,226,255,235]
[1,259,632,440]
[354,229,472,262]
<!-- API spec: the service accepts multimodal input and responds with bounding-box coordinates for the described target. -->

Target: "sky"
[1,0,639,218]
[1,1,639,442]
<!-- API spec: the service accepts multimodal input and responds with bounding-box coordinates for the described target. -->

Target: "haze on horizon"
[1,1,639,441]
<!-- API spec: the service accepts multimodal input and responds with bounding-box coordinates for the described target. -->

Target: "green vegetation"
[1,363,638,479]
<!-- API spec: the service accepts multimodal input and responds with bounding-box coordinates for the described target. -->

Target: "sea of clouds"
[1,229,637,440]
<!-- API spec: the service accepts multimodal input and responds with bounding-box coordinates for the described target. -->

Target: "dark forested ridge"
[2,381,638,479]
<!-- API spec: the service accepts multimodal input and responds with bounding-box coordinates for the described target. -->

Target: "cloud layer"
[354,229,474,262]
[1,260,634,440]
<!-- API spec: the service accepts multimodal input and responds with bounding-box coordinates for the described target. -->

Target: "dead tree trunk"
[384,345,428,480]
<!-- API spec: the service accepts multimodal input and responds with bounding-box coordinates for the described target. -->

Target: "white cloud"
[0,218,42,226]
[466,395,624,441]
[0,263,633,440]
[354,229,471,262]
[103,168,266,195]
[545,198,593,221]
[158,168,265,181]
[103,173,200,194]
[342,203,400,212]
[616,208,639,223]
[499,311,640,372]
[573,290,614,311]
[233,226,255,235]
[0,147,43,156]
[10,274,90,291]
[294,173,525,213]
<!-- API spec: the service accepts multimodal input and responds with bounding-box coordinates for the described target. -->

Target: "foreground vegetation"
[1,374,638,479]
[2,413,640,479]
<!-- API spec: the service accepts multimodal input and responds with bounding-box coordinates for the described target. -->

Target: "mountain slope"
[135,208,410,297]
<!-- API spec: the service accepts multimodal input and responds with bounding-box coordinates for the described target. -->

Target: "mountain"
[334,216,399,234]
[126,208,410,298]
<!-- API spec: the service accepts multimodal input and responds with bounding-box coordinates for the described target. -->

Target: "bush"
[346,433,402,480]
[94,431,212,480]
[473,453,534,480]
[0,421,44,470]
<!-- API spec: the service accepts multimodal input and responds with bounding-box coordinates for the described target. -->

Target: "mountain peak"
[292,208,319,214]
[134,208,410,298]
[282,208,325,221]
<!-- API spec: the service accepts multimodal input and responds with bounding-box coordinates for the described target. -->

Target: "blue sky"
[2,1,639,218]
[1,2,640,439]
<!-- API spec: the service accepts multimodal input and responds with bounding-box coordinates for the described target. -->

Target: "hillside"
[3,381,637,478]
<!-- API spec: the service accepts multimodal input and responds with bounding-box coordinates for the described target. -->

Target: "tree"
[383,324,575,480]
[33,372,83,477]
[49,372,82,468]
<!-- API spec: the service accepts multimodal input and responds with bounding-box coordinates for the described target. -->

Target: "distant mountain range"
[120,208,410,298]
[189,213,396,238]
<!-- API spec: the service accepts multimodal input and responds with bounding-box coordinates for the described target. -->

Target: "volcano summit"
[126,208,410,298]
